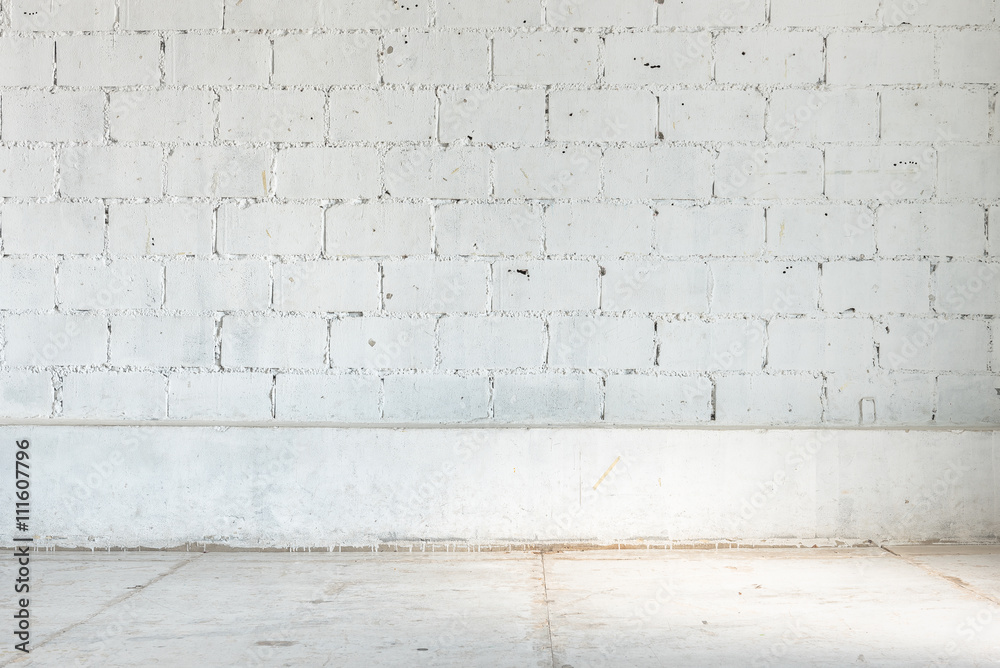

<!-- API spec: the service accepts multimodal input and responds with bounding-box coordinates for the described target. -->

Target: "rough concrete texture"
[0,0,996,427]
[1,546,999,666]
[1,427,997,548]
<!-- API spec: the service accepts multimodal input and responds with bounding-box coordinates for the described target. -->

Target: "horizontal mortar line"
[0,419,996,431]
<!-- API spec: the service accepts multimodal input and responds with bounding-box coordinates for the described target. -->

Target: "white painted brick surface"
[439,317,545,369]
[57,259,163,310]
[62,372,166,420]
[660,90,766,142]
[0,2,995,427]
[329,318,436,370]
[111,316,216,368]
[0,372,52,418]
[222,316,327,370]
[168,373,272,421]
[548,317,655,369]
[0,259,55,310]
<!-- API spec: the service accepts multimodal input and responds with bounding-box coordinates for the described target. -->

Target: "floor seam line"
[8,553,206,660]
[540,551,556,668]
[880,546,1000,607]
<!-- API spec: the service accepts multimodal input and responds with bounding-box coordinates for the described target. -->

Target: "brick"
[224,0,321,28]
[165,260,271,311]
[220,90,325,144]
[383,375,490,422]
[765,205,875,257]
[166,35,270,86]
[2,91,103,142]
[605,375,712,423]
[716,147,824,199]
[274,35,378,85]
[275,374,381,422]
[57,36,159,87]
[326,203,431,257]
[274,148,380,201]
[991,207,1000,257]
[657,318,764,372]
[60,147,162,199]
[656,205,765,257]
[825,371,934,425]
[495,147,601,199]
[605,147,713,200]
[660,90,766,142]
[168,373,273,421]
[494,33,600,85]
[217,204,323,256]
[549,316,655,369]
[885,0,993,24]
[825,146,936,201]
[58,259,163,310]
[716,31,824,84]
[329,89,436,142]
[934,262,1000,315]
[222,316,327,370]
[822,261,930,314]
[0,147,54,198]
[4,314,107,367]
[495,260,599,311]
[382,260,488,313]
[2,203,104,256]
[111,316,216,367]
[940,32,1000,83]
[715,374,823,425]
[12,0,115,30]
[0,372,52,419]
[601,261,709,313]
[767,89,878,142]
[546,204,653,256]
[438,0,540,26]
[324,0,429,28]
[385,147,491,199]
[881,88,989,142]
[657,0,766,26]
[877,204,986,257]
[767,318,874,371]
[438,316,546,369]
[121,0,223,29]
[937,375,1000,425]
[828,33,936,85]
[274,261,379,313]
[0,38,54,85]
[166,147,273,198]
[383,32,489,85]
[440,89,546,144]
[111,91,215,144]
[62,372,166,420]
[493,374,601,422]
[549,90,657,143]
[605,32,712,84]
[108,204,214,257]
[939,146,1000,199]
[547,0,654,27]
[434,203,543,256]
[0,259,55,310]
[710,261,819,314]
[877,318,989,371]
[770,0,879,26]
[329,317,435,369]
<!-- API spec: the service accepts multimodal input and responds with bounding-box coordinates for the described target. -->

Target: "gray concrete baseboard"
[2,426,997,549]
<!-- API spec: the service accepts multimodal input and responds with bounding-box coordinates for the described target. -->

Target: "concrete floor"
[1,546,998,667]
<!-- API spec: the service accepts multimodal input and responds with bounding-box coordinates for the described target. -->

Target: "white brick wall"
[0,2,996,427]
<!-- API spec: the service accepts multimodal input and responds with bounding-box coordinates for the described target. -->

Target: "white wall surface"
[0,0,997,426]
[1,426,996,548]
